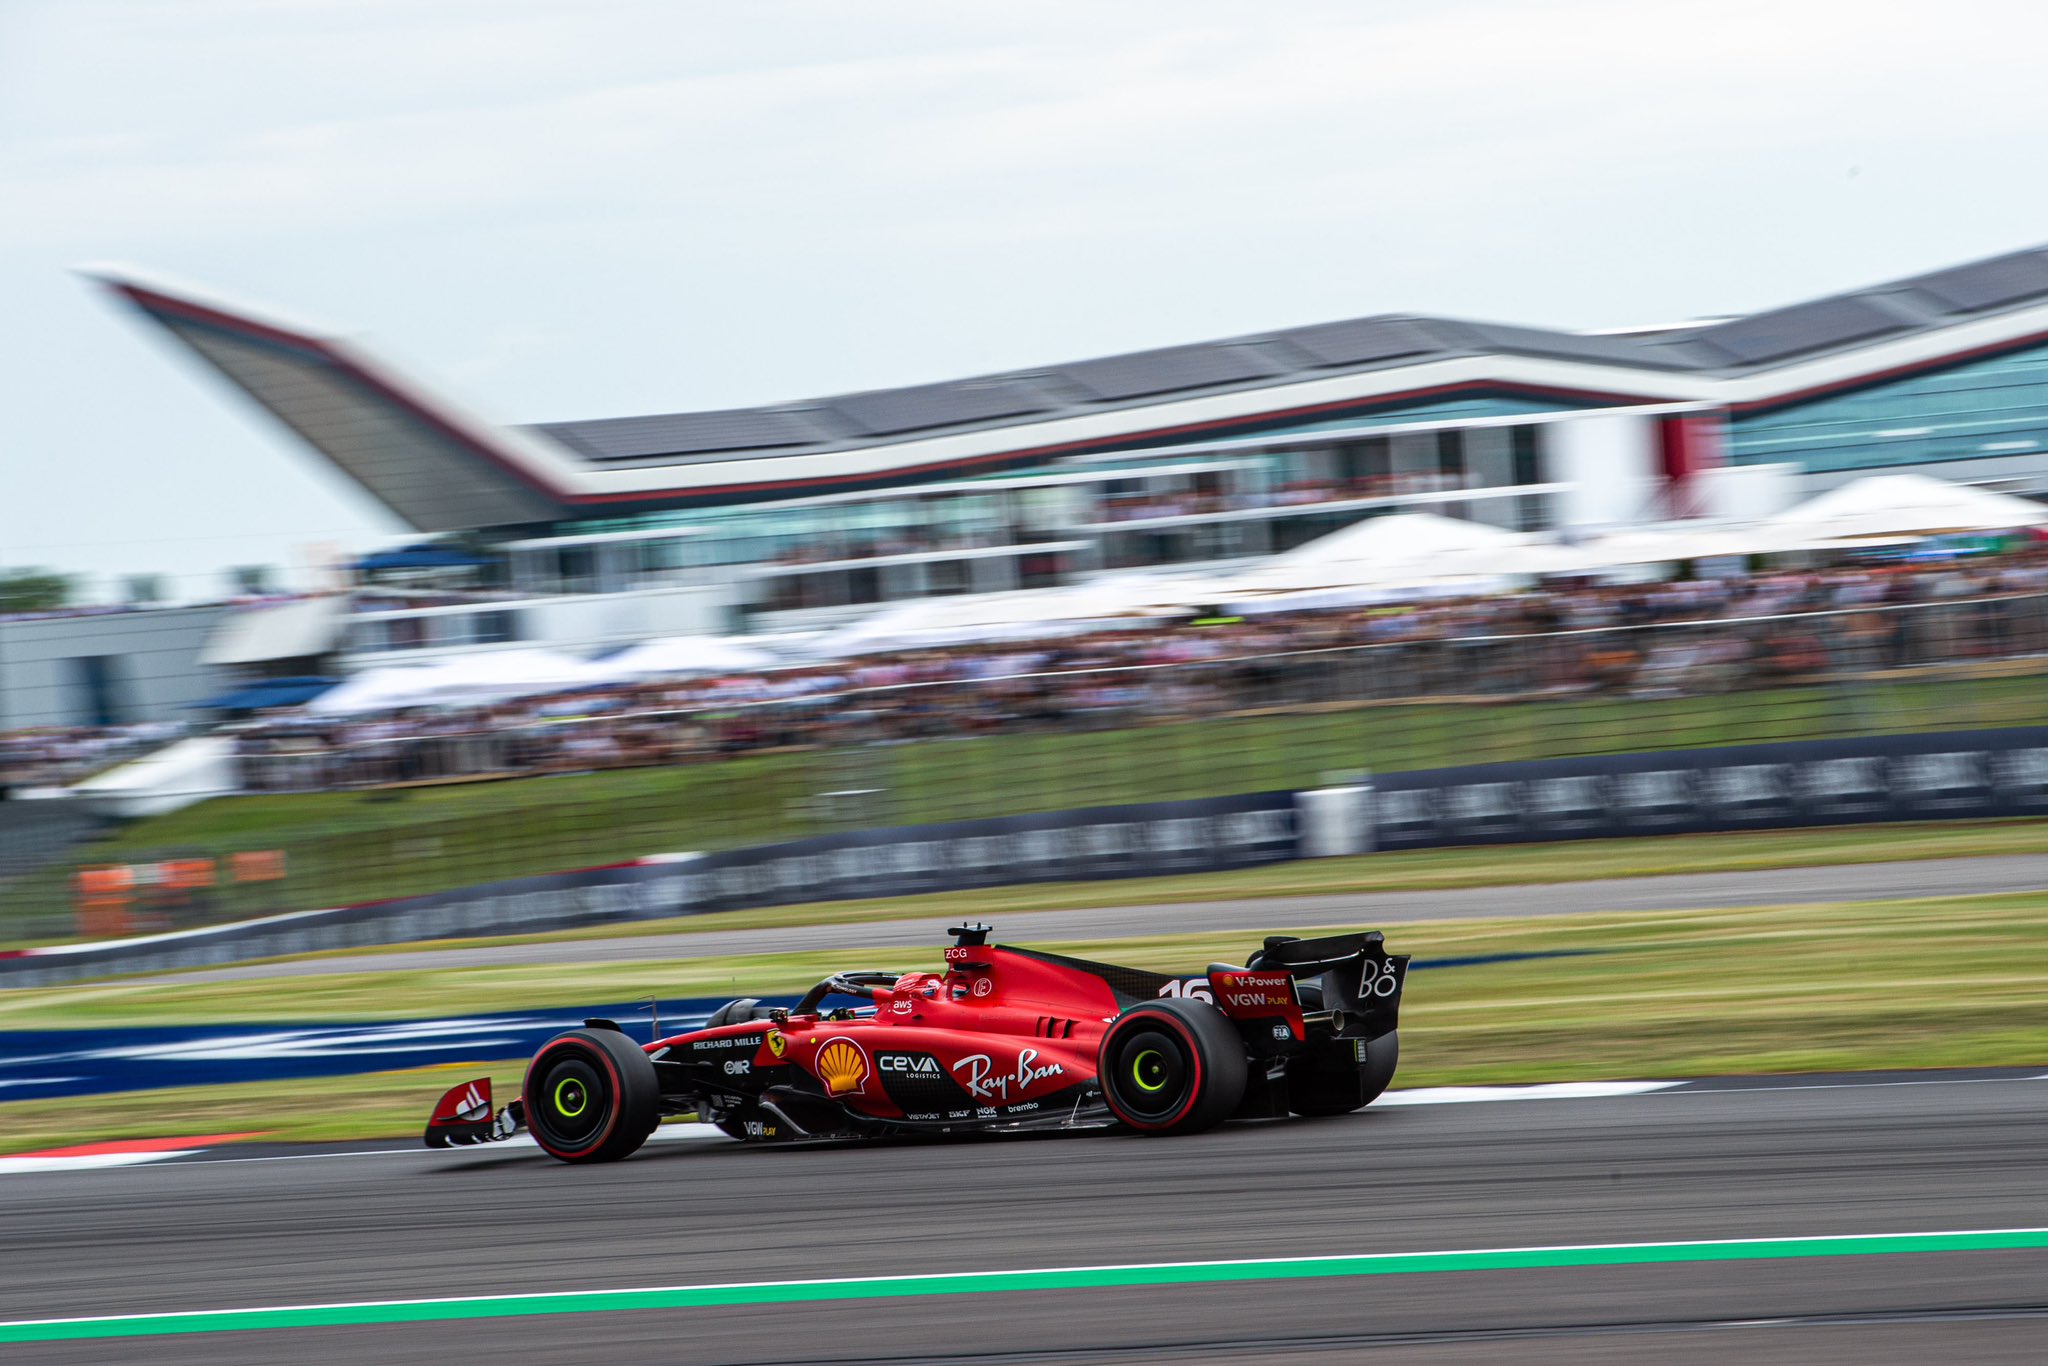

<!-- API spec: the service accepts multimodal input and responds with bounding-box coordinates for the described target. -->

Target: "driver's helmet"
[873,971,943,1018]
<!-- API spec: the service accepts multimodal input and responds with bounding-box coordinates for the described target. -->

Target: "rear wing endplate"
[1249,931,1409,1039]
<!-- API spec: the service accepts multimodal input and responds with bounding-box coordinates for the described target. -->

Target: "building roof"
[91,243,2048,529]
[515,244,2048,466]
[520,316,1692,470]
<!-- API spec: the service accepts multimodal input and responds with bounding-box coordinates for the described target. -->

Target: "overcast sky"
[6,0,2048,598]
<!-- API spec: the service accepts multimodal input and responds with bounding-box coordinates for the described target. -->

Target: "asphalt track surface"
[5,1071,2046,1363]
[140,852,2048,984]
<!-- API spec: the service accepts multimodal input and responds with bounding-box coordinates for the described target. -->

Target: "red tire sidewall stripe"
[1106,1009,1206,1132]
[528,1038,623,1160]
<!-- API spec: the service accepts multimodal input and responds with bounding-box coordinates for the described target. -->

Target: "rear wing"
[1248,931,1408,1039]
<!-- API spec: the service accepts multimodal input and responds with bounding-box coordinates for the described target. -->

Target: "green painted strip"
[4,1229,2044,1343]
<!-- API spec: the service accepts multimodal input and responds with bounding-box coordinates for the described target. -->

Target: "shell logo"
[816,1037,870,1096]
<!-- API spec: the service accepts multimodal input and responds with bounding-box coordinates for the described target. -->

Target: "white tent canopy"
[590,635,781,681]
[805,594,1062,657]
[1514,525,1768,574]
[1227,513,1529,596]
[1222,573,1516,616]
[408,648,605,702]
[306,648,611,715]
[1270,511,1524,569]
[1764,473,2048,541]
[302,665,445,716]
[806,577,1196,658]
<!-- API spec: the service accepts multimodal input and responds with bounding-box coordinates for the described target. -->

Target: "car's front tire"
[524,1028,660,1163]
[1098,998,1247,1135]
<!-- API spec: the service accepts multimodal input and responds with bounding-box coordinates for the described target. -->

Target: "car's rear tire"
[1098,998,1247,1135]
[524,1028,660,1163]
[1287,1030,1398,1118]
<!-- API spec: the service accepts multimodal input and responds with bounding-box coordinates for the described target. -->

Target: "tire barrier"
[1365,725,2048,850]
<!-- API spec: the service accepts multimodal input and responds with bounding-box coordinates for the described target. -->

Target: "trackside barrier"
[229,849,288,883]
[68,851,289,938]
[9,723,2048,987]
[70,865,136,939]
[0,792,1299,987]
[1363,724,2048,849]
[1296,784,1372,858]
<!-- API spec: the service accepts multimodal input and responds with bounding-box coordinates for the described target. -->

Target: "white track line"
[0,1122,729,1176]
[1666,1074,2048,1096]
[1380,1080,1684,1106]
[9,1073,2044,1177]
[0,1150,200,1176]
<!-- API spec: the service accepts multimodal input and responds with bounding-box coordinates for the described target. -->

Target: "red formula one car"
[425,923,1408,1162]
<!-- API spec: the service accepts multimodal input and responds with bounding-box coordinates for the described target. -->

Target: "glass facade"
[1728,341,2048,473]
[561,480,1104,571]
[346,609,519,654]
[498,394,1620,618]
[1221,395,1587,441]
[539,433,1558,587]
[550,395,1597,554]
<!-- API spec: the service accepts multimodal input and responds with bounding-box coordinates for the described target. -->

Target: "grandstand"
[87,242,2048,654]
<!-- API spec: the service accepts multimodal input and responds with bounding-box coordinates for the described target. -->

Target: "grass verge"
[6,888,2045,1150]
[216,815,2048,965]
[13,669,2044,937]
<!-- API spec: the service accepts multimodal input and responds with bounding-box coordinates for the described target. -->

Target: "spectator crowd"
[9,550,2046,796]
[0,721,188,791]
[215,550,2048,793]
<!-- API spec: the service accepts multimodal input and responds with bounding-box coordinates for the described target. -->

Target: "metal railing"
[12,591,2048,942]
[236,591,2048,794]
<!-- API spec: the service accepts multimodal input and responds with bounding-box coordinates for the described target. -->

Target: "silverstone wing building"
[95,243,2048,651]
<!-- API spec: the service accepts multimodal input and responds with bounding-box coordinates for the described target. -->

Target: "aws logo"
[816,1037,870,1096]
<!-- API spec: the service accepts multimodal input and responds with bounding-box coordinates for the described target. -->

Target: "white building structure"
[89,242,2048,650]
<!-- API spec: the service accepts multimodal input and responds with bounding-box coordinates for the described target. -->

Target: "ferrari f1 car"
[425,923,1408,1162]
